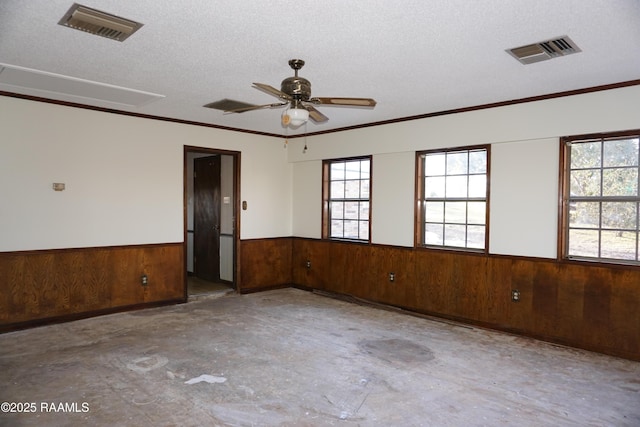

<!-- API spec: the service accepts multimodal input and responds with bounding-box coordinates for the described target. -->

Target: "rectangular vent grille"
[58,3,143,42]
[508,36,581,65]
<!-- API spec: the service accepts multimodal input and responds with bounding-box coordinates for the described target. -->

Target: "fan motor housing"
[281,76,311,100]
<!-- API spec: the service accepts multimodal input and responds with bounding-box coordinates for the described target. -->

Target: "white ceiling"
[1,1,639,137]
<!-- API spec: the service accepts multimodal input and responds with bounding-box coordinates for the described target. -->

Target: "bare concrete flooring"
[1,288,639,426]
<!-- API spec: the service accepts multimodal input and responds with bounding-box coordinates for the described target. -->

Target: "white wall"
[220,155,235,235]
[291,160,322,239]
[490,139,559,258]
[3,84,639,257]
[240,142,292,239]
[289,85,640,257]
[371,152,415,247]
[0,95,290,252]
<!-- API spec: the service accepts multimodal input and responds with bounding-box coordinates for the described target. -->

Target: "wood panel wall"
[0,243,184,330]
[3,236,637,361]
[291,238,640,361]
[239,237,292,293]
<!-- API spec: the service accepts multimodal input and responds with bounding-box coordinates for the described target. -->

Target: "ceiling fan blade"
[305,105,329,123]
[311,97,377,107]
[224,102,287,113]
[253,83,291,100]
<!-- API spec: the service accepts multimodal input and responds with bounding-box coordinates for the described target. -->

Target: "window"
[416,146,489,251]
[561,131,640,265]
[323,157,371,241]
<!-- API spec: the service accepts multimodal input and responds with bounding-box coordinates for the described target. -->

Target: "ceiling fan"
[225,59,377,127]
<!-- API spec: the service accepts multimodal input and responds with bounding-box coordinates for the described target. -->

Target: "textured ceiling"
[1,1,639,137]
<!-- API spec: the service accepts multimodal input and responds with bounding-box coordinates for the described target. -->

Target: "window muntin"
[563,133,640,264]
[324,157,371,241]
[417,146,489,251]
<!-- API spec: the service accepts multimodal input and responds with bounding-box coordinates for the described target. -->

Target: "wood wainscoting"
[3,236,638,360]
[291,238,640,361]
[239,237,292,293]
[0,243,184,331]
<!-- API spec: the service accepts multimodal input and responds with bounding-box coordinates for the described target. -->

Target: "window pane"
[361,180,370,198]
[570,202,600,228]
[445,201,466,223]
[419,147,488,251]
[602,202,637,230]
[602,168,638,197]
[600,231,636,260]
[344,220,360,239]
[345,180,360,198]
[331,220,343,237]
[603,138,639,168]
[425,176,445,198]
[345,161,361,179]
[360,221,369,240]
[467,225,485,249]
[568,229,599,257]
[446,152,468,175]
[331,201,344,219]
[468,175,486,198]
[359,202,369,219]
[445,175,467,197]
[425,201,444,222]
[565,134,640,265]
[425,224,443,245]
[571,141,601,169]
[331,163,345,180]
[444,224,466,247]
[424,154,446,176]
[326,157,371,242]
[468,202,486,225]
[331,181,345,198]
[570,169,601,197]
[360,160,370,179]
[469,150,486,174]
[344,202,359,219]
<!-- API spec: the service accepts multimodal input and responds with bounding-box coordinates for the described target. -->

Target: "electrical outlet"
[389,272,395,282]
[306,260,311,269]
[511,289,520,302]
[141,274,148,286]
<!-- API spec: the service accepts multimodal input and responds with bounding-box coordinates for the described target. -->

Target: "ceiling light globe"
[287,108,309,127]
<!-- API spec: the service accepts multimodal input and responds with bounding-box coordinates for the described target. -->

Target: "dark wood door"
[194,155,221,281]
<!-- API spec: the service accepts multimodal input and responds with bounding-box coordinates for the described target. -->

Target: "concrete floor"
[0,288,638,427]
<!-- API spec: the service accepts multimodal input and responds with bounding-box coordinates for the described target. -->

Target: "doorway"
[184,146,240,299]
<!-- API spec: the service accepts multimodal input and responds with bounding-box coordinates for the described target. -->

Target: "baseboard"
[0,298,186,334]
[238,283,292,294]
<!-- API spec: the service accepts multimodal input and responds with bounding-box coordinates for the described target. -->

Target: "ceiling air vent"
[507,36,581,65]
[58,3,143,42]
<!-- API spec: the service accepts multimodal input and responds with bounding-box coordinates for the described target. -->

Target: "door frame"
[183,145,241,300]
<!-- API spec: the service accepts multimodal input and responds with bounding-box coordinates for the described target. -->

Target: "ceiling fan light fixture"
[283,107,309,128]
[231,59,375,127]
